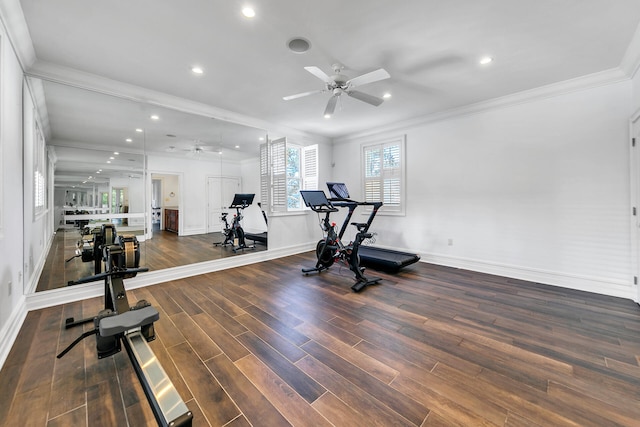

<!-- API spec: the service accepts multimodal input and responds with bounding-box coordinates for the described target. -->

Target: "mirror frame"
[23,72,273,303]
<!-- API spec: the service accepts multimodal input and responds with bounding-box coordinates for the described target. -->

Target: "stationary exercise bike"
[59,234,193,426]
[214,193,255,252]
[300,190,381,292]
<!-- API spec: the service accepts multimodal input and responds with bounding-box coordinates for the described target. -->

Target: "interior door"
[631,111,640,303]
[207,177,241,233]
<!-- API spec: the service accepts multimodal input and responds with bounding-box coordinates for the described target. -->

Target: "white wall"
[148,154,243,236]
[239,157,266,233]
[333,80,634,299]
[0,19,28,365]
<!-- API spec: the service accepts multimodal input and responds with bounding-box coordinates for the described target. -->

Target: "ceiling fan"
[283,64,390,117]
[167,142,219,158]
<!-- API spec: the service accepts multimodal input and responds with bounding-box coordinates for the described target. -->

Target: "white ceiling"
[17,0,640,139]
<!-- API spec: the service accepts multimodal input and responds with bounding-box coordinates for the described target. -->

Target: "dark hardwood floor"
[6,252,640,426]
[36,228,267,292]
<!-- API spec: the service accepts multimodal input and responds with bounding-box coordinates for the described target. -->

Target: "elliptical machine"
[300,190,381,292]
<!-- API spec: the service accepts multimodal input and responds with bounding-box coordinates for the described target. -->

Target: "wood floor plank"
[191,312,250,362]
[206,353,293,426]
[546,380,640,426]
[385,361,509,426]
[301,340,429,425]
[295,321,398,384]
[5,382,51,426]
[391,374,501,427]
[296,354,419,427]
[235,354,333,427]
[46,405,87,427]
[4,251,640,426]
[170,311,223,361]
[435,362,586,427]
[243,304,310,346]
[167,342,240,426]
[236,312,307,362]
[236,331,326,403]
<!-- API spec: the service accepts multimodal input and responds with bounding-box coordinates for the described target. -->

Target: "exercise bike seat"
[99,305,159,337]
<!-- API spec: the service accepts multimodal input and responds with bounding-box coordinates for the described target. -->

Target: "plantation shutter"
[302,144,318,190]
[34,120,46,218]
[364,145,382,202]
[363,136,404,213]
[259,142,270,211]
[382,143,401,208]
[270,137,287,212]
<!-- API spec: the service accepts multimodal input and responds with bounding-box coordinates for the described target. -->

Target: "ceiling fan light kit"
[284,63,390,117]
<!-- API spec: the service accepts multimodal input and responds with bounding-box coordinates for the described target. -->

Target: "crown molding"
[336,67,629,143]
[0,0,35,70]
[620,21,640,79]
[26,60,329,144]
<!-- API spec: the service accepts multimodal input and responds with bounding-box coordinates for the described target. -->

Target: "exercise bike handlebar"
[309,203,339,213]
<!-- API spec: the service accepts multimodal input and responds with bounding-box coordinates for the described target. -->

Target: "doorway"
[152,179,162,232]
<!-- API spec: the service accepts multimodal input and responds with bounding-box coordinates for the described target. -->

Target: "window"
[362,135,405,214]
[261,138,318,212]
[33,119,46,219]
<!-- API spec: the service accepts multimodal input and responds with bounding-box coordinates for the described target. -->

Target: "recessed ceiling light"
[242,6,255,18]
[235,145,240,149]
[125,138,132,143]
[191,66,204,75]
[106,161,111,164]
[480,56,493,65]
[259,137,264,141]
[114,152,119,155]
[383,92,392,99]
[136,128,143,132]
[109,156,115,160]
[150,115,160,120]
[324,114,331,119]
[287,37,311,54]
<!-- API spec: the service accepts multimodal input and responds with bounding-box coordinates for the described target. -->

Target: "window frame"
[361,134,406,216]
[33,116,46,220]
[260,138,318,215]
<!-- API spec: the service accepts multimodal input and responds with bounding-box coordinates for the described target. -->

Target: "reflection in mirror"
[143,104,268,270]
[28,77,268,293]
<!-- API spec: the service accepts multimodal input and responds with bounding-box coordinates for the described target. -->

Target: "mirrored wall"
[28,77,268,293]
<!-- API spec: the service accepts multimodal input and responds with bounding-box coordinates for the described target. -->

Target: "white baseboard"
[24,232,55,294]
[422,252,635,300]
[179,227,207,237]
[0,295,27,369]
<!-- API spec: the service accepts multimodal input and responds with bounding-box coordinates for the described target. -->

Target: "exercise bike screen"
[326,182,350,200]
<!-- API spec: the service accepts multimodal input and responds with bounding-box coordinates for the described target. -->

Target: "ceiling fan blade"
[346,68,390,87]
[324,95,339,116]
[282,89,323,101]
[347,90,384,106]
[304,66,334,84]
